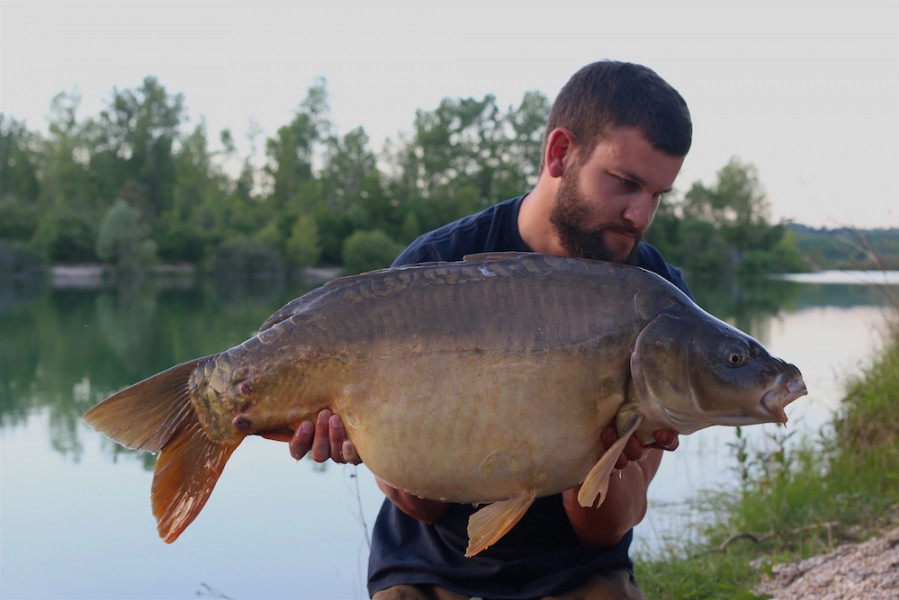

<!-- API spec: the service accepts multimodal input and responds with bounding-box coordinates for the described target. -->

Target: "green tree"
[0,115,40,203]
[679,157,806,276]
[38,91,100,217]
[208,237,284,278]
[96,199,158,274]
[31,210,97,263]
[264,78,331,212]
[0,114,41,242]
[158,121,231,262]
[95,77,185,221]
[285,213,321,267]
[388,91,548,237]
[342,230,403,274]
[498,90,549,194]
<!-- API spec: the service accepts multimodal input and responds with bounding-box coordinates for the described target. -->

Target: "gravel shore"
[755,526,899,599]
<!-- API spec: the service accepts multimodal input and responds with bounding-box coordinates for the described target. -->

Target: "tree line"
[1,76,811,280]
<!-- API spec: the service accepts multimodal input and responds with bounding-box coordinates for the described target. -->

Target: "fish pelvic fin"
[465,489,538,557]
[83,358,206,452]
[152,419,239,543]
[577,413,644,509]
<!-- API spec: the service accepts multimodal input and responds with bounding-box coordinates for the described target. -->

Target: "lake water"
[1,271,896,599]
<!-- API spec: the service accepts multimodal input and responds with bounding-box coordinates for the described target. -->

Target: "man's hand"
[563,425,679,547]
[601,425,679,470]
[375,478,449,523]
[289,409,361,465]
[288,410,446,522]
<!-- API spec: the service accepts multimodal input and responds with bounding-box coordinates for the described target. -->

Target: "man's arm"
[562,427,674,547]
[375,478,450,523]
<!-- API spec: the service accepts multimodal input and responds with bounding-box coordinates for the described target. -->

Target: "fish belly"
[333,348,622,504]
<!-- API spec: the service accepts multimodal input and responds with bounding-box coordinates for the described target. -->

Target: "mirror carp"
[84,253,807,556]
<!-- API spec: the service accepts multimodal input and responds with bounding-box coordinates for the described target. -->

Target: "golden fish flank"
[83,252,807,557]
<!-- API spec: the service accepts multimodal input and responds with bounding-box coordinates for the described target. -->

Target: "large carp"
[84,253,807,556]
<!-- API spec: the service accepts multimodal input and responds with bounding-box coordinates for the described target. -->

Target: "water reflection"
[0,275,315,467]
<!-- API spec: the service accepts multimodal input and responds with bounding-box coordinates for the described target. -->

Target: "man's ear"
[543,128,579,178]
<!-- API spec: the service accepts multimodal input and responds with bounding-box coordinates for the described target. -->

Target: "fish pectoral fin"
[465,489,538,557]
[577,413,644,509]
[152,420,240,543]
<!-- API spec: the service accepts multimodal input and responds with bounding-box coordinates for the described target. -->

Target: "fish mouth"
[761,375,808,424]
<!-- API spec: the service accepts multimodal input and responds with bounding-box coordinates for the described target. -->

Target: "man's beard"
[549,171,643,264]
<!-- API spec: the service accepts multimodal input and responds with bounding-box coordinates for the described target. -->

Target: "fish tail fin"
[84,357,239,543]
[83,359,204,452]
[152,419,239,543]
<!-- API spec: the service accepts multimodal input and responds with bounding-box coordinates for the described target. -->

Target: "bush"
[341,230,403,275]
[0,240,49,278]
[208,238,285,278]
[0,201,40,242]
[96,199,157,274]
[31,210,97,263]
[285,214,322,267]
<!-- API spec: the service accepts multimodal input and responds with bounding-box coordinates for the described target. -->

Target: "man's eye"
[615,176,638,190]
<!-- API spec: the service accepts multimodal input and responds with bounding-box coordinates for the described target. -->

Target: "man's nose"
[622,194,657,231]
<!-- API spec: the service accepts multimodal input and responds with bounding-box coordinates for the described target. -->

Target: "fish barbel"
[84,253,807,556]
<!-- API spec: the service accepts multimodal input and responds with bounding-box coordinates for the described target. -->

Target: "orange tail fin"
[151,419,238,542]
[83,358,240,543]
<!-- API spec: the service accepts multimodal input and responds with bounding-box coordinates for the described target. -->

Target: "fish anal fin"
[152,420,239,543]
[577,414,644,509]
[83,358,205,452]
[465,489,538,557]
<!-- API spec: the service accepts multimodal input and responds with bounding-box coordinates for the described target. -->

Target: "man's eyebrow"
[614,169,674,194]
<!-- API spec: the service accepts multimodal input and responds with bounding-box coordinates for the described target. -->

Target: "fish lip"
[761,377,808,424]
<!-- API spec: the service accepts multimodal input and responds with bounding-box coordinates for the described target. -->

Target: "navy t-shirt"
[368,195,690,599]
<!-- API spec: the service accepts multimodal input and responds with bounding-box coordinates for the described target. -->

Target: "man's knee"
[548,569,646,600]
[372,584,470,600]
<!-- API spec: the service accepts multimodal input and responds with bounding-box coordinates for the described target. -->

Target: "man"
[290,60,693,599]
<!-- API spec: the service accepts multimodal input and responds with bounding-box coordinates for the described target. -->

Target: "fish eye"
[725,345,748,367]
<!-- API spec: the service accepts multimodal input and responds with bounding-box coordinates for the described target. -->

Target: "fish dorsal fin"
[152,419,240,543]
[463,251,538,262]
[577,413,644,508]
[465,489,538,557]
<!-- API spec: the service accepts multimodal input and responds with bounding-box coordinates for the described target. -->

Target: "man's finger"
[653,430,679,451]
[342,440,361,465]
[310,409,333,462]
[329,413,346,463]
[289,420,315,460]
[622,435,645,463]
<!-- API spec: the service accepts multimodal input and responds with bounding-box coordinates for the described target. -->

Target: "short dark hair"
[543,61,692,161]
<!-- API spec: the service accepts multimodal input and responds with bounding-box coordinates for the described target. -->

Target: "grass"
[634,318,899,600]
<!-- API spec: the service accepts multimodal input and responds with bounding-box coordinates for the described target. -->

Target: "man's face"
[550,126,685,264]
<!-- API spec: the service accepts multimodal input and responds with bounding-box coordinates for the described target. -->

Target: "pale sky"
[2,0,897,229]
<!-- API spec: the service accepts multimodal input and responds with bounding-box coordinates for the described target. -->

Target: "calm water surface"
[1,272,896,598]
